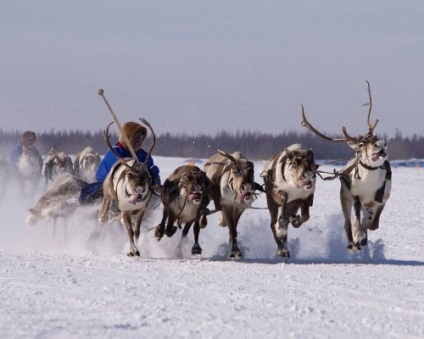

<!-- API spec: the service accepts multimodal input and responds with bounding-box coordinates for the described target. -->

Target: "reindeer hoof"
[191,244,202,255]
[228,251,243,260]
[217,216,227,227]
[277,248,290,258]
[347,243,361,251]
[155,226,165,241]
[360,238,368,246]
[98,215,108,224]
[127,250,140,257]
[165,226,178,237]
[199,214,207,228]
[290,215,302,228]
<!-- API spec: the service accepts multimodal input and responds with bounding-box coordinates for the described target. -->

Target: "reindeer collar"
[358,161,385,171]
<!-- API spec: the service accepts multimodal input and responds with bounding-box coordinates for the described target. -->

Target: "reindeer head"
[283,146,318,190]
[45,149,73,182]
[121,161,152,205]
[82,152,100,172]
[301,80,388,167]
[178,167,210,205]
[219,150,257,205]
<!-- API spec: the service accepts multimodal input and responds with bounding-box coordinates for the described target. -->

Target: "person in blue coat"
[79,121,161,205]
[8,131,37,165]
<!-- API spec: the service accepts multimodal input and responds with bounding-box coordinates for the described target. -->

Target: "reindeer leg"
[52,217,58,246]
[224,207,242,259]
[165,214,178,238]
[289,199,311,228]
[63,217,68,247]
[275,194,290,258]
[154,208,168,241]
[133,209,145,243]
[191,220,202,255]
[98,197,111,224]
[341,187,355,250]
[352,199,367,249]
[121,212,139,257]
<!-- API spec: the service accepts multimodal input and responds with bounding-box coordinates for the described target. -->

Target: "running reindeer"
[301,81,392,250]
[44,147,74,188]
[262,144,319,258]
[204,150,264,259]
[73,146,101,183]
[27,174,88,243]
[97,89,158,257]
[154,165,211,256]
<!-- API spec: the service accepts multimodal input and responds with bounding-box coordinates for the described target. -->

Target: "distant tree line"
[0,128,422,161]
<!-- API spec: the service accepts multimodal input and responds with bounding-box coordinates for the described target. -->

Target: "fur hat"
[21,131,36,146]
[119,122,147,145]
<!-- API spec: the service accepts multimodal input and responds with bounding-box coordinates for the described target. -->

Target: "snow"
[1,156,423,339]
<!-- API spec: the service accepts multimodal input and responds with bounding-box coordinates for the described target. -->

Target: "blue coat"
[79,143,160,204]
[8,144,23,165]
[96,144,160,182]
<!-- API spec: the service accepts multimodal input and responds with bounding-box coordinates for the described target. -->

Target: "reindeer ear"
[347,141,359,151]
[218,150,236,162]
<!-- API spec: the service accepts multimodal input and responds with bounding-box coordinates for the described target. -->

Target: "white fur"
[169,195,200,222]
[263,144,316,203]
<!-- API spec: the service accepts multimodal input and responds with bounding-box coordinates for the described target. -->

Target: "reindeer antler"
[136,118,156,173]
[362,80,379,134]
[301,104,352,142]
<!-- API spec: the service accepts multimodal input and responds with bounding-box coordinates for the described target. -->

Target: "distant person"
[8,131,37,165]
[78,121,161,204]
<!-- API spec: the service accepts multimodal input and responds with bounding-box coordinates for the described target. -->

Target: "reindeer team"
[17,82,391,259]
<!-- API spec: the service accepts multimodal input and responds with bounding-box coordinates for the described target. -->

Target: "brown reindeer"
[301,80,392,250]
[262,144,318,258]
[204,150,263,259]
[154,165,211,255]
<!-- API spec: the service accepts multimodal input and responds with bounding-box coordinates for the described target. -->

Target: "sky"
[0,157,423,338]
[1,1,424,138]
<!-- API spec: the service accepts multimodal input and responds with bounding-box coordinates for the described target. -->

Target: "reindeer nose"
[242,183,252,191]
[303,171,314,179]
[375,140,385,148]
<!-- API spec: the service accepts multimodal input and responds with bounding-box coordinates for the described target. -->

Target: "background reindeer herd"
[0,82,392,259]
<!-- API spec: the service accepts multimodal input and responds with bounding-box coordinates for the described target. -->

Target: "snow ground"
[0,156,423,339]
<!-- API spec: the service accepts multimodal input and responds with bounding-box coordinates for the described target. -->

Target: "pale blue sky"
[1,0,423,138]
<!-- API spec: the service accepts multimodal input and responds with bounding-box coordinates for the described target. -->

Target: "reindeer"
[73,146,101,183]
[154,165,211,255]
[44,148,74,188]
[204,150,263,259]
[261,144,318,258]
[96,90,157,257]
[16,144,43,198]
[301,81,392,251]
[26,174,88,241]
